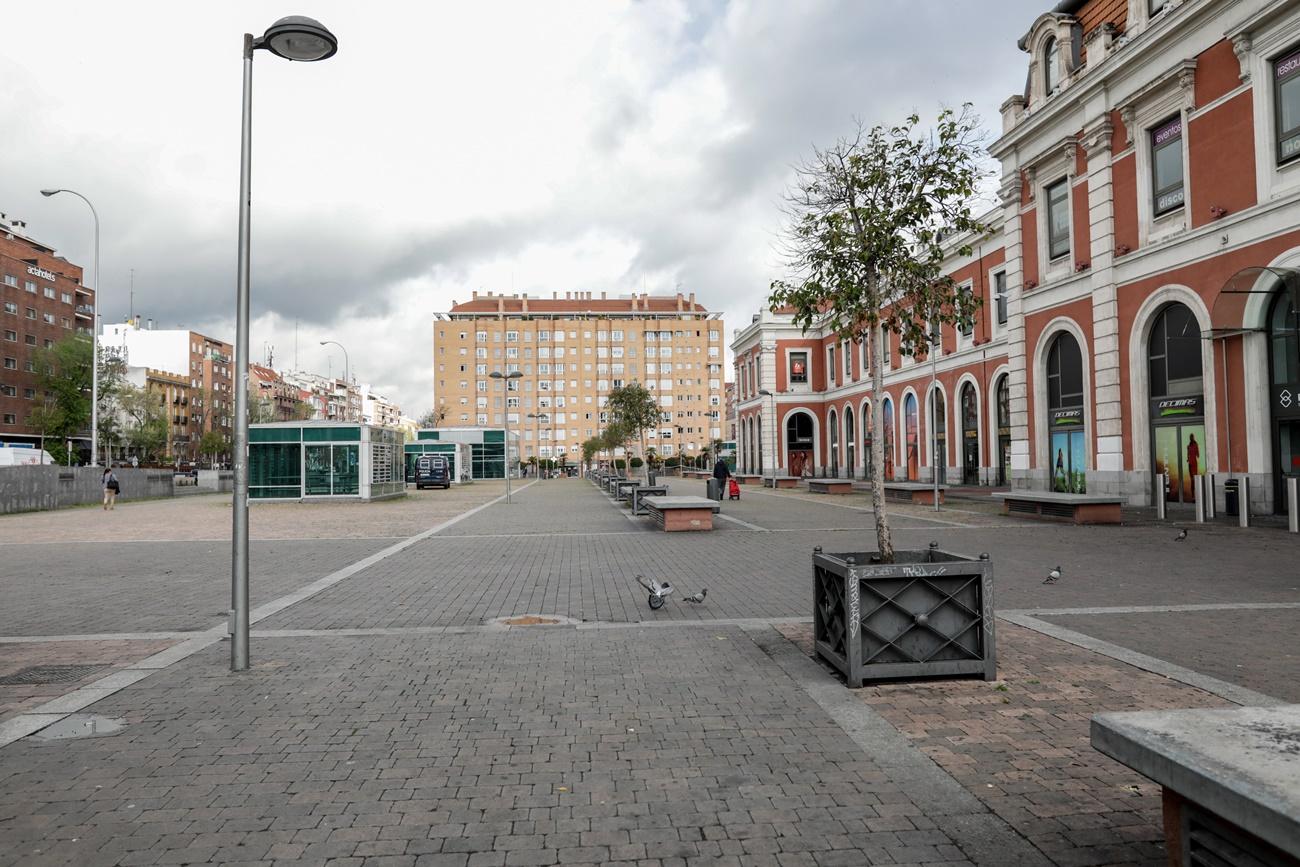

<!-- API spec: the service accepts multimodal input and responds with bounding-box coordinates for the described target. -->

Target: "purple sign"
[1276,50,1300,81]
[1153,117,1182,146]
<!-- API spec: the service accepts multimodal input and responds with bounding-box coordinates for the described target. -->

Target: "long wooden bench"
[1092,705,1300,866]
[807,479,854,495]
[763,475,800,489]
[884,482,946,505]
[642,495,719,532]
[995,490,1122,524]
[630,485,670,515]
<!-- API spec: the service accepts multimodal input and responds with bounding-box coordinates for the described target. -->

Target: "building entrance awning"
[1206,266,1300,338]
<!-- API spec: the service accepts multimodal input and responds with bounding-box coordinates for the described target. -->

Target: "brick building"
[434,291,725,463]
[123,366,192,459]
[734,0,1300,514]
[0,216,95,449]
[249,363,305,422]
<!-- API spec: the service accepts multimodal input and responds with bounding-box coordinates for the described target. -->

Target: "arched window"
[1148,303,1203,397]
[1043,36,1059,94]
[844,405,856,478]
[1148,302,1206,506]
[828,408,839,476]
[1047,332,1086,493]
[904,393,919,481]
[1270,291,1299,387]
[996,374,1010,486]
[786,412,815,477]
[882,398,895,481]
[961,383,979,485]
[930,389,947,485]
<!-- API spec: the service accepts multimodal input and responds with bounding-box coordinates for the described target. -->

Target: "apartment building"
[249,363,306,422]
[433,291,726,462]
[124,366,192,459]
[102,320,234,457]
[360,384,401,428]
[281,370,359,422]
[0,215,94,448]
[735,0,1300,514]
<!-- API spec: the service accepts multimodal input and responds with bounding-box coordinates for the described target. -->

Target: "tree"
[769,108,988,561]
[606,383,661,481]
[199,430,229,468]
[418,407,446,428]
[118,384,169,463]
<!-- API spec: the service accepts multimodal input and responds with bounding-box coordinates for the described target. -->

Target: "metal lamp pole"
[491,370,523,501]
[231,16,338,673]
[40,189,99,466]
[528,412,549,478]
[319,340,350,420]
[930,316,941,513]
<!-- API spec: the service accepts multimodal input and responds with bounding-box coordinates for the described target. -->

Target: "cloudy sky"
[1,0,1042,416]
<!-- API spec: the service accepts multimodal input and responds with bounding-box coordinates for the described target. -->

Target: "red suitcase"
[727,478,741,500]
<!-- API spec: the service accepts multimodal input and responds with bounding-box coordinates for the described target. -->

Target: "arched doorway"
[828,408,840,477]
[786,412,814,477]
[930,389,947,485]
[861,401,874,481]
[844,405,856,480]
[1270,289,1300,512]
[961,382,979,485]
[1148,302,1205,506]
[1047,332,1086,493]
[904,393,919,481]
[882,398,895,481]
[995,375,1010,486]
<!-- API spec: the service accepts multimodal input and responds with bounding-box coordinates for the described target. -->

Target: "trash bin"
[647,470,657,486]
[1224,478,1239,517]
[706,478,722,501]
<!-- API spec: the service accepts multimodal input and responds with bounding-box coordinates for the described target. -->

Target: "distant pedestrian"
[712,455,730,499]
[102,467,119,510]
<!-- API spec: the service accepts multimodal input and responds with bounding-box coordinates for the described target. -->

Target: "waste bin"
[648,470,657,486]
[1224,478,1239,517]
[706,478,722,501]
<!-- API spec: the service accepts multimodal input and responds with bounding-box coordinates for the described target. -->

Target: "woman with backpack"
[102,467,120,510]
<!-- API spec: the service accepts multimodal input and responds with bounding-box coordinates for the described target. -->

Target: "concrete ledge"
[734,473,763,485]
[996,490,1122,524]
[642,495,719,532]
[763,475,800,489]
[885,482,946,505]
[1091,704,1300,860]
[807,479,853,495]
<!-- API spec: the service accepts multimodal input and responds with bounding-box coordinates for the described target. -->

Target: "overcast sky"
[1,0,1042,416]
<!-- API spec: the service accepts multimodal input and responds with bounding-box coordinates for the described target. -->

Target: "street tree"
[417,407,446,428]
[198,430,229,468]
[606,382,661,481]
[118,384,169,463]
[769,107,988,561]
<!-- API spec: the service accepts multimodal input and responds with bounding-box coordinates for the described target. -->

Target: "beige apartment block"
[433,291,725,462]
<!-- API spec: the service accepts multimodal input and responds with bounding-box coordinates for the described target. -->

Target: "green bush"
[614,458,626,471]
[630,457,643,468]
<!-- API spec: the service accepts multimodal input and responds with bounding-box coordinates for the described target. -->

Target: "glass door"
[305,445,333,495]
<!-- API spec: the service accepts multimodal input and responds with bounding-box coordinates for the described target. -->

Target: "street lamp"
[230,15,337,673]
[40,188,100,466]
[490,370,523,501]
[528,412,549,479]
[759,389,774,479]
[319,340,350,421]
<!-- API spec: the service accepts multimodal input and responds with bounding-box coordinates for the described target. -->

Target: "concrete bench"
[763,475,800,489]
[642,495,719,532]
[995,490,1122,524]
[613,479,640,501]
[734,473,762,485]
[682,470,711,480]
[1092,704,1300,866]
[601,475,627,493]
[807,479,854,495]
[884,482,946,505]
[631,485,670,515]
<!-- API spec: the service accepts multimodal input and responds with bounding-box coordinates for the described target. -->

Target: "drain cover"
[0,664,109,686]
[487,614,578,627]
[31,714,125,740]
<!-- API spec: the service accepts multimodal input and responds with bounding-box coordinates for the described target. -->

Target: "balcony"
[75,305,93,318]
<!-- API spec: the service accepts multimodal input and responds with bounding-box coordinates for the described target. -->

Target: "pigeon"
[1043,566,1062,584]
[682,588,708,604]
[1174,528,1187,541]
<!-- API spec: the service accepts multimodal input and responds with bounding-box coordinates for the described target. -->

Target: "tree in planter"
[198,430,230,469]
[769,108,988,561]
[606,383,660,481]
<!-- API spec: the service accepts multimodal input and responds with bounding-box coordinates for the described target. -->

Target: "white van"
[0,446,55,467]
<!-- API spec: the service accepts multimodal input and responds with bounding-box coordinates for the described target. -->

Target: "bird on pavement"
[1174,528,1188,541]
[1043,566,1062,584]
[682,588,708,604]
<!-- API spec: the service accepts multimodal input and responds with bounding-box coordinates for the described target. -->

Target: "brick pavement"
[0,639,178,722]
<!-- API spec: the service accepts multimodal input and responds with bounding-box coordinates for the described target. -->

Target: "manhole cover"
[31,714,125,740]
[0,664,109,686]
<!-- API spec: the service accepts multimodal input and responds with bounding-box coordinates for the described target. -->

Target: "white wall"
[103,325,190,378]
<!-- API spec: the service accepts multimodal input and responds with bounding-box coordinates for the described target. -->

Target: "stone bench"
[1091,704,1300,866]
[631,485,670,515]
[995,490,1122,524]
[682,470,711,480]
[734,473,763,485]
[763,475,800,489]
[884,482,946,505]
[613,479,640,502]
[642,495,719,532]
[601,475,627,493]
[807,479,854,495]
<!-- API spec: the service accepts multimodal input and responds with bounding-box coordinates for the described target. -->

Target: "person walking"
[102,467,120,511]
[712,454,730,501]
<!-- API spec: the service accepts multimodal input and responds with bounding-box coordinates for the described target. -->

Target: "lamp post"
[40,188,100,466]
[929,315,941,513]
[230,15,337,673]
[490,370,523,501]
[527,412,549,478]
[319,340,350,420]
[759,389,773,479]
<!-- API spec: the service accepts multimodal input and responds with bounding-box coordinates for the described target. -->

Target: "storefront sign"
[1152,395,1202,419]
[1152,117,1182,146]
[26,265,56,282]
[1050,408,1083,427]
[1275,384,1300,418]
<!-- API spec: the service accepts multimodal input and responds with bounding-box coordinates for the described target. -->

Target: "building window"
[789,351,808,384]
[1275,47,1300,165]
[1043,36,1059,95]
[827,345,836,385]
[994,271,1008,325]
[1046,178,1070,260]
[1151,116,1185,215]
[3,302,15,315]
[1150,0,1167,13]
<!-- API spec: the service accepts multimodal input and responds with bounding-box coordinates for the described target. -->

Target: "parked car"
[415,455,451,490]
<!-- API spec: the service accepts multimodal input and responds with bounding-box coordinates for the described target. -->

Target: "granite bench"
[995,490,1122,524]
[762,475,800,489]
[734,473,763,485]
[642,495,719,532]
[613,479,639,502]
[807,479,854,495]
[1092,704,1300,867]
[630,485,670,515]
[884,482,946,505]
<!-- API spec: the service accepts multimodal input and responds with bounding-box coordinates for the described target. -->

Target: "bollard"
[1155,473,1167,521]
[1205,473,1216,519]
[1289,477,1298,534]
[1194,474,1205,523]
[1238,476,1250,528]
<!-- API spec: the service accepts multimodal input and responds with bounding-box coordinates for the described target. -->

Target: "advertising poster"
[1050,430,1086,494]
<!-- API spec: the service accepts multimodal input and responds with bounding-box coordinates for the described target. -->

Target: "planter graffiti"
[812,546,996,687]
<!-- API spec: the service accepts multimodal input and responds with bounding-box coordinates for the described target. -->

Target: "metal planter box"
[812,547,996,686]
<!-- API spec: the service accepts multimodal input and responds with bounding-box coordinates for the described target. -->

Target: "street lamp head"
[260,16,338,62]
[488,371,503,380]
[507,371,523,380]
[40,189,62,197]
[759,389,773,396]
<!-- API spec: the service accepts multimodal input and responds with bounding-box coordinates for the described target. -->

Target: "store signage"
[1275,384,1300,418]
[1276,50,1300,81]
[1156,187,1185,213]
[1050,408,1083,426]
[1153,118,1182,146]
[1152,395,1202,418]
[26,265,55,282]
